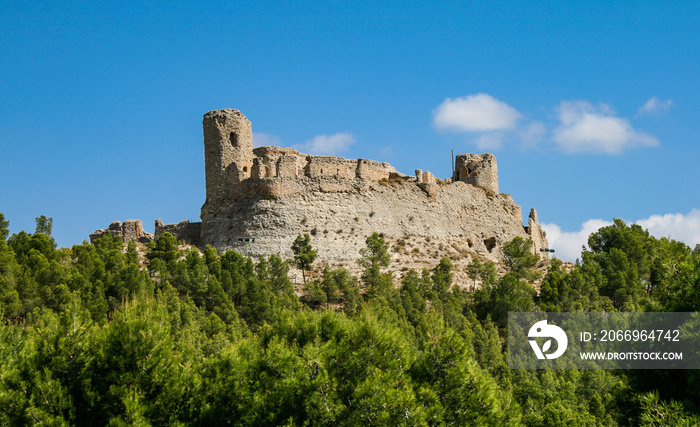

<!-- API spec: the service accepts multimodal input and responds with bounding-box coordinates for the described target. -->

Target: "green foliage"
[431,256,453,298]
[588,218,654,279]
[503,236,541,281]
[1,212,699,425]
[0,213,9,242]
[358,233,394,303]
[537,258,612,312]
[362,262,394,301]
[648,238,700,311]
[475,273,536,329]
[291,233,317,284]
[411,327,519,425]
[304,265,358,311]
[358,232,391,269]
[34,215,53,236]
[146,232,180,265]
[0,215,20,318]
[467,257,483,288]
[639,390,700,426]
[400,270,427,328]
[9,230,57,263]
[265,254,301,311]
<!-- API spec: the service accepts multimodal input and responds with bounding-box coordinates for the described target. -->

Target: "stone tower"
[202,109,254,205]
[453,153,499,194]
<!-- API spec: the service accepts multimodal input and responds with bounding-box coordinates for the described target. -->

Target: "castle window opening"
[229,132,238,147]
[243,166,248,173]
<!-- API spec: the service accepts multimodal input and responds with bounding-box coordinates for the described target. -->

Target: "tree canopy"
[0,212,699,425]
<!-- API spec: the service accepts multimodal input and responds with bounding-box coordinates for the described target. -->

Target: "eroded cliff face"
[201,176,546,263]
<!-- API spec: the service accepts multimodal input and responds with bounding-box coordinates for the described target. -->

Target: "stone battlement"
[248,146,403,185]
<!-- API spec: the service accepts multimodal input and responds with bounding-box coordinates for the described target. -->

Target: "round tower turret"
[202,109,254,205]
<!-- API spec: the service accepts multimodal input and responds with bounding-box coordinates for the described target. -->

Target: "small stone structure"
[90,219,202,246]
[89,220,154,244]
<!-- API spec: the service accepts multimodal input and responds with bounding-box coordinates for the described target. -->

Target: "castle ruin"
[92,108,548,277]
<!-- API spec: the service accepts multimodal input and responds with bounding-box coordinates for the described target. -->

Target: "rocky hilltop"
[92,108,547,282]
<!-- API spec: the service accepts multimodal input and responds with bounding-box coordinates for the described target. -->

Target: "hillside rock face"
[198,108,547,263]
[203,177,546,262]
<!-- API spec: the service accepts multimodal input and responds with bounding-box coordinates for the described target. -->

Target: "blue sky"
[2,1,699,261]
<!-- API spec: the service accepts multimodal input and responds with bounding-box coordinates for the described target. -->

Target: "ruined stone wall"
[304,156,355,179]
[89,220,154,244]
[278,155,299,178]
[357,159,396,181]
[253,146,299,158]
[202,110,415,210]
[454,153,499,194]
[251,158,266,180]
[89,109,548,288]
[154,219,202,246]
[251,146,299,179]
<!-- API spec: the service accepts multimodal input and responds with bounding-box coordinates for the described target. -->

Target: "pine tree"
[357,232,390,269]
[291,234,317,285]
[34,215,53,236]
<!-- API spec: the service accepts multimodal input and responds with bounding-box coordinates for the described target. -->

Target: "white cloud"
[636,209,700,246]
[542,209,700,262]
[553,101,659,154]
[433,93,522,132]
[252,132,282,148]
[637,96,673,117]
[541,219,613,263]
[294,133,356,155]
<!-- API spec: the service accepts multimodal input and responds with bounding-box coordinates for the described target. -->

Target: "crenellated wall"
[246,147,400,184]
